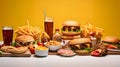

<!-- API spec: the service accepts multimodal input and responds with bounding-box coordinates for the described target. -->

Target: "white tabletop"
[0,55,120,67]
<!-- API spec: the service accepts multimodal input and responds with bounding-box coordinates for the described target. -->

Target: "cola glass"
[2,26,13,45]
[44,17,54,40]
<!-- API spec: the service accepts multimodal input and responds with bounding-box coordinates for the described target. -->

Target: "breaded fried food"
[1,46,14,53]
[1,46,28,54]
[11,47,28,54]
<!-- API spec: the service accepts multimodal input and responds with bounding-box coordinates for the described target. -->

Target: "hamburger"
[69,38,92,55]
[15,35,35,46]
[62,21,81,40]
[102,36,120,49]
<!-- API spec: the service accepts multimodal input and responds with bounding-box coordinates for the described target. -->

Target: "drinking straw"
[44,9,47,18]
[27,18,30,26]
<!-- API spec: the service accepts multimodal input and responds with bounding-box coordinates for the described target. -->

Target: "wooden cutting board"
[107,51,120,55]
[48,51,58,55]
[49,51,120,55]
[0,50,31,57]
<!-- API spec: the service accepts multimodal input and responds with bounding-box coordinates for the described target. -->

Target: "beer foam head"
[2,26,13,30]
[45,17,54,22]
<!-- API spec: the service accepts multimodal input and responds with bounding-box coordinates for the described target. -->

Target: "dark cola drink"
[44,17,54,40]
[2,26,13,45]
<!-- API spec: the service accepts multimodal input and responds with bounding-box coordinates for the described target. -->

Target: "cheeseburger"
[62,21,81,40]
[69,38,92,55]
[15,35,35,46]
[102,36,120,49]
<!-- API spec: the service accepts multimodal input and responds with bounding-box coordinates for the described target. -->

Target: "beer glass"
[2,26,13,45]
[44,17,54,40]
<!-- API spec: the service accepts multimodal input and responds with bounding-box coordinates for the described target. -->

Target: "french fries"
[81,23,104,38]
[40,31,50,39]
[15,25,41,38]
[46,40,61,46]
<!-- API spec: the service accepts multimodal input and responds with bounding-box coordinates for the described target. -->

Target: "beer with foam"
[44,17,54,40]
[2,26,13,45]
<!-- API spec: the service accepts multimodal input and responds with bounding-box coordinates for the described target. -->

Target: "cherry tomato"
[89,32,95,36]
[38,41,44,46]
[29,45,35,54]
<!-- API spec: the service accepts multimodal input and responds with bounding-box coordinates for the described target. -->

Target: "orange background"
[0,0,120,40]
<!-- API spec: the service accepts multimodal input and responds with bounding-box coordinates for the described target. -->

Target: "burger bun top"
[62,21,80,26]
[102,36,120,43]
[15,35,35,43]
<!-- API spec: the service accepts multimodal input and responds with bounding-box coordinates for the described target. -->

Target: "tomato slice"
[107,45,118,49]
